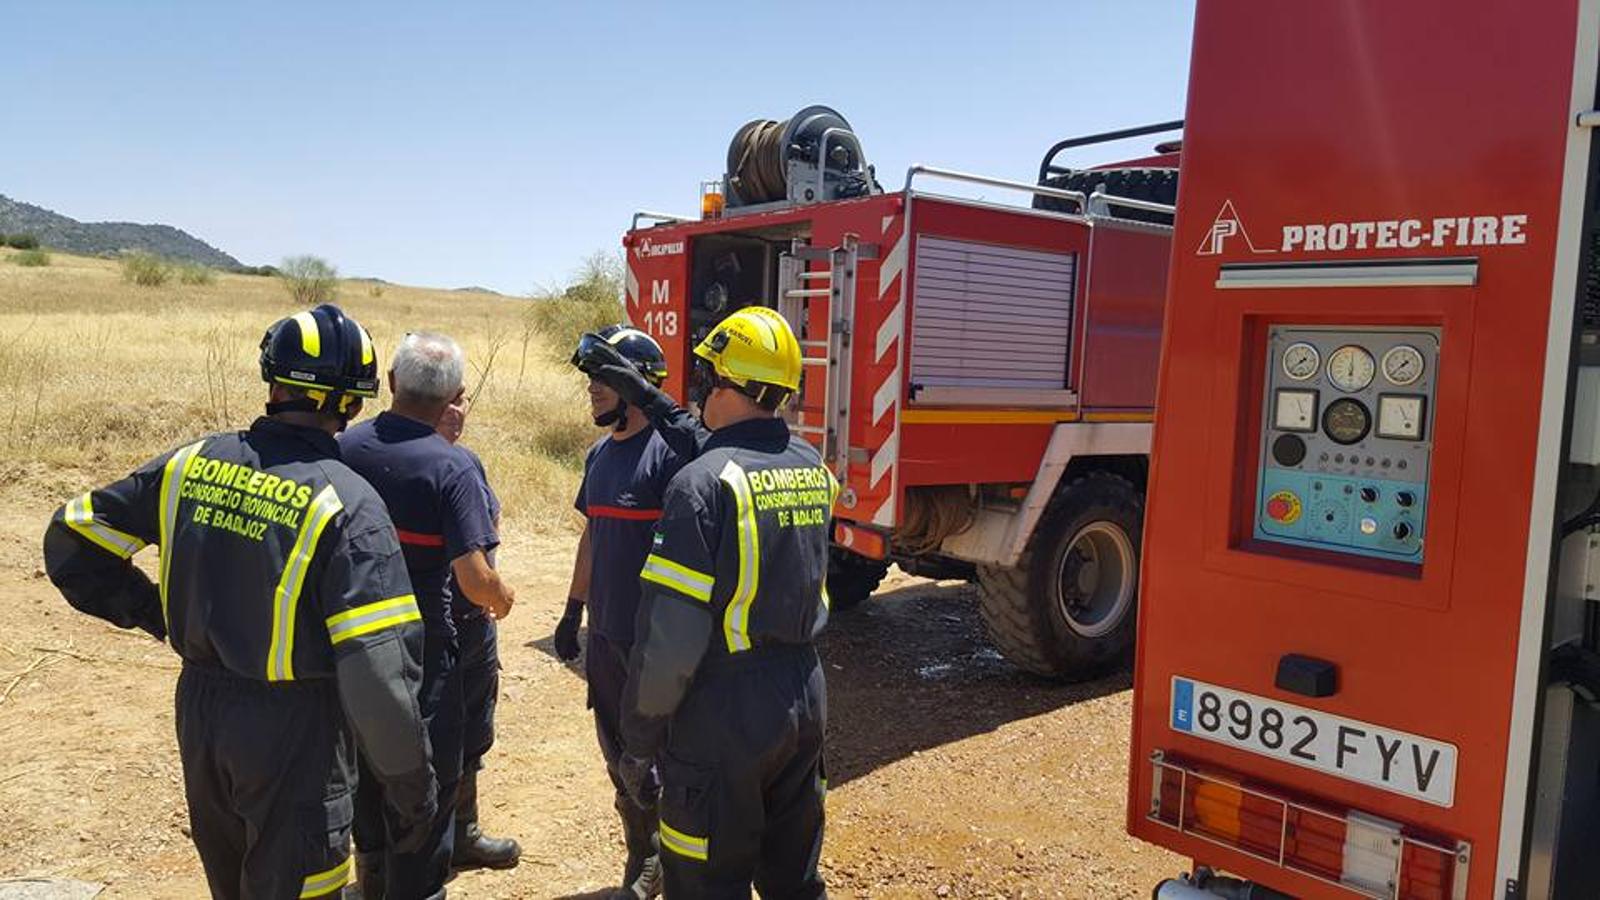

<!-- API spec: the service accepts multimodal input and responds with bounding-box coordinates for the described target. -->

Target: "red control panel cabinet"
[1128,2,1600,898]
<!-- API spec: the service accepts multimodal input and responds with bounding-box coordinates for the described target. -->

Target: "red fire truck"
[1131,1,1600,898]
[622,108,1178,678]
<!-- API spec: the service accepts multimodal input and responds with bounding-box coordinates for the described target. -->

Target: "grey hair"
[391,332,466,404]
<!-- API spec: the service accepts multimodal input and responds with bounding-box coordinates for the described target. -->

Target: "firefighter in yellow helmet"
[580,306,835,898]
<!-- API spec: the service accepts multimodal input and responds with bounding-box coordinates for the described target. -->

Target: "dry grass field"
[0,249,594,525]
[0,248,1180,898]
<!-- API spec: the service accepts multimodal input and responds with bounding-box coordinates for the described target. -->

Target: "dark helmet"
[259,304,379,416]
[571,324,669,385]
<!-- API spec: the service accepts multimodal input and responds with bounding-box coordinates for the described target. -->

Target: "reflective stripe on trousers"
[299,855,351,897]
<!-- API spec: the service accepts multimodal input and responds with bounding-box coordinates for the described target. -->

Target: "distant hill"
[0,194,241,268]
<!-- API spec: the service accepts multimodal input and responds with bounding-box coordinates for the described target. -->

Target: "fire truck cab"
[623,108,1178,679]
[1130,2,1600,898]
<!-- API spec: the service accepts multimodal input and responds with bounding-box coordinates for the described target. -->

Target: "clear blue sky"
[7,2,1195,294]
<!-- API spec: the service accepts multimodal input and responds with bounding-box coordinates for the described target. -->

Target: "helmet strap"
[594,398,627,429]
[266,397,320,416]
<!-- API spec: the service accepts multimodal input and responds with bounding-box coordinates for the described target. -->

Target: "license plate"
[1170,677,1458,807]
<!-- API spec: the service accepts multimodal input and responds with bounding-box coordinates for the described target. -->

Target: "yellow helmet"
[694,306,803,400]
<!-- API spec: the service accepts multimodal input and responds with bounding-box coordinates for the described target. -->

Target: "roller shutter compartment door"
[909,236,1076,395]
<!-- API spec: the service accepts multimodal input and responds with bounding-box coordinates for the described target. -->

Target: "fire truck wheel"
[827,547,890,612]
[977,471,1143,680]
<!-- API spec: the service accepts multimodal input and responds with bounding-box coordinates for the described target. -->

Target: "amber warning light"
[701,180,725,219]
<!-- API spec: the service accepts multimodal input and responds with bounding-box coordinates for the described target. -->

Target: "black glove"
[595,362,657,407]
[577,339,656,406]
[386,767,439,854]
[554,597,584,662]
[618,752,660,810]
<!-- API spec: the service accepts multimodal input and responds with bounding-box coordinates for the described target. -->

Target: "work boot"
[613,853,662,900]
[452,769,521,871]
[356,851,386,900]
[614,791,661,899]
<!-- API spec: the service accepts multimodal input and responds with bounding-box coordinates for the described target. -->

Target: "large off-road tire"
[827,547,890,613]
[978,471,1144,680]
[1035,167,1178,224]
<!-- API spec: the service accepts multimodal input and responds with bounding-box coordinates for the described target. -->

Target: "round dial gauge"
[1381,345,1425,386]
[1327,345,1376,392]
[1322,397,1372,445]
[1308,501,1349,538]
[1281,342,1320,381]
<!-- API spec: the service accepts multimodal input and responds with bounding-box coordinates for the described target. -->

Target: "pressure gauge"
[1322,397,1372,445]
[1381,345,1425,386]
[1281,342,1320,381]
[1327,345,1376,392]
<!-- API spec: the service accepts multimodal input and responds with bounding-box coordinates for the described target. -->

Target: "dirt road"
[1,490,1182,898]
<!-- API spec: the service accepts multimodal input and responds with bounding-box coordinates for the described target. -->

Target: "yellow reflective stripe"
[825,466,841,505]
[326,594,417,628]
[640,553,713,602]
[268,485,343,681]
[329,610,421,643]
[292,311,321,358]
[821,582,831,612]
[157,441,206,629]
[358,326,374,365]
[718,459,760,653]
[659,820,709,862]
[299,855,351,898]
[326,595,421,645]
[64,493,146,559]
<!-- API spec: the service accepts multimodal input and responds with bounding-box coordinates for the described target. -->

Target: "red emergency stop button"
[1266,490,1302,525]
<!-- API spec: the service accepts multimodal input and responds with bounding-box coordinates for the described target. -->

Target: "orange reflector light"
[1149,754,1466,900]
[833,521,888,561]
[1190,781,1243,842]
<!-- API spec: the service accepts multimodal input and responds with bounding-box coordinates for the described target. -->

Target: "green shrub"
[121,252,173,287]
[6,233,40,250]
[177,262,215,285]
[231,264,279,277]
[279,255,339,305]
[12,248,50,267]
[524,250,626,359]
[527,296,623,359]
[561,250,625,306]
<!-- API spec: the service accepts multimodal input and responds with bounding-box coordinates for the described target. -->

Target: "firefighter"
[435,398,522,871]
[560,324,686,899]
[340,332,516,899]
[41,304,437,900]
[610,308,835,898]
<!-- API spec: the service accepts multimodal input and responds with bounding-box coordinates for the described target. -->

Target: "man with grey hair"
[341,331,517,899]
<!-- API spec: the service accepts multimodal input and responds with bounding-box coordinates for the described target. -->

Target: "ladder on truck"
[775,236,871,480]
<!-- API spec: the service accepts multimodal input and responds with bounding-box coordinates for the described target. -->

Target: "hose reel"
[723,104,879,209]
